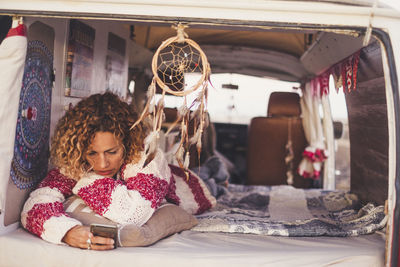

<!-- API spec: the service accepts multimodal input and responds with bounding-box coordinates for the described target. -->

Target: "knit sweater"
[20,149,173,244]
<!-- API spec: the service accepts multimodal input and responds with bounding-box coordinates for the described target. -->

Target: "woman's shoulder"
[35,168,77,196]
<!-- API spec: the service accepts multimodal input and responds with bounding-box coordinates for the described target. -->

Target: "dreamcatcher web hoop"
[151,24,209,96]
[132,23,211,173]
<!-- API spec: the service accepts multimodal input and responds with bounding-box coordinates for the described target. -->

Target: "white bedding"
[0,228,385,267]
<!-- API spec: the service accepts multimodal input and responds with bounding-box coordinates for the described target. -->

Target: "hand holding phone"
[90,224,118,248]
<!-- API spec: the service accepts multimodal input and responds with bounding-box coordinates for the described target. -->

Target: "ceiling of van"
[133,26,309,57]
[130,25,316,82]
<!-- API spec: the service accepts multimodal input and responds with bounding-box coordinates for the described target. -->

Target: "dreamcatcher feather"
[285,118,294,185]
[131,24,211,175]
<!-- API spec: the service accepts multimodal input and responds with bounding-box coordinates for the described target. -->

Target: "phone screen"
[90,224,118,248]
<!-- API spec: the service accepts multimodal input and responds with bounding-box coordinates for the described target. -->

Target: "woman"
[20,92,176,250]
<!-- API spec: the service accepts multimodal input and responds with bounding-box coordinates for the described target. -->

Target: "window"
[328,75,350,191]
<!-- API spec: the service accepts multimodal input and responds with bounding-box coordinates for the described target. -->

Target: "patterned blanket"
[192,184,387,237]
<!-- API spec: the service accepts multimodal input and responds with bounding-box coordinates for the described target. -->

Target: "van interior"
[0,5,395,266]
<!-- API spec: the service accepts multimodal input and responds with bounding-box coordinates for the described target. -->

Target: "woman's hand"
[62,225,115,250]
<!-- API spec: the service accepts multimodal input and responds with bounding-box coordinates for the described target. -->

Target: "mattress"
[0,228,385,267]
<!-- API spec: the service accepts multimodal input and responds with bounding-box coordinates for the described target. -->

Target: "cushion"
[167,164,217,215]
[63,196,198,247]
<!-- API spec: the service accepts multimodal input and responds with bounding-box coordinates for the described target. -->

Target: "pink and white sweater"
[21,149,172,244]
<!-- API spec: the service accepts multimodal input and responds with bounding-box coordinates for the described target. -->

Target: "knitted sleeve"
[73,149,171,226]
[20,169,82,244]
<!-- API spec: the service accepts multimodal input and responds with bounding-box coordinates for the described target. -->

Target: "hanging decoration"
[297,49,361,180]
[285,118,294,185]
[297,83,328,180]
[131,23,211,175]
[309,50,361,97]
[11,38,53,189]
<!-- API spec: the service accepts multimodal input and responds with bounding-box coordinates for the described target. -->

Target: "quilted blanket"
[192,184,387,237]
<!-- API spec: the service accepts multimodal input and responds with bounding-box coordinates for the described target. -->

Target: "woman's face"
[85,131,124,177]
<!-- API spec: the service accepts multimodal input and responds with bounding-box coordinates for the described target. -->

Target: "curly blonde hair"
[50,92,147,179]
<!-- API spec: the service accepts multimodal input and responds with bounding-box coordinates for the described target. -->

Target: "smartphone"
[90,223,118,248]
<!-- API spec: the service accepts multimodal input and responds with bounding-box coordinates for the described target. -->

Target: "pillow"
[167,164,217,215]
[119,203,197,247]
[63,196,198,247]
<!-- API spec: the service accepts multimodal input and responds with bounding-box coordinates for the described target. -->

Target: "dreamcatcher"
[132,24,211,175]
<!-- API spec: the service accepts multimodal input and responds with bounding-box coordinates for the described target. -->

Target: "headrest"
[164,107,178,122]
[267,92,301,117]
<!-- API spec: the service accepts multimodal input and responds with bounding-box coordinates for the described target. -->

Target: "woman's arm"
[73,149,171,226]
[21,169,115,249]
[20,169,81,244]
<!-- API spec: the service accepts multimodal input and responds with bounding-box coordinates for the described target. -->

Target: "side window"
[328,76,350,191]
